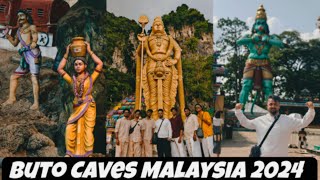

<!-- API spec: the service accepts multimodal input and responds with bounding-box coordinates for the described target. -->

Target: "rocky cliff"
[0,50,60,157]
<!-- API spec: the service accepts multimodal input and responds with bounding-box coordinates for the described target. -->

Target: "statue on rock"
[2,9,42,110]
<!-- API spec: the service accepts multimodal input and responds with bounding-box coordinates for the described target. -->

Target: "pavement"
[221,131,320,179]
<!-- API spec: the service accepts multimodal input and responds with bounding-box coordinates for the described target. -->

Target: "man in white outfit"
[142,109,156,157]
[115,109,131,157]
[235,95,315,157]
[184,107,202,157]
[169,107,187,157]
[155,109,172,157]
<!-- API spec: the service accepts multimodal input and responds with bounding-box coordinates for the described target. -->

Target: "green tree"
[215,18,249,106]
[162,4,212,38]
[182,55,213,102]
[270,31,320,100]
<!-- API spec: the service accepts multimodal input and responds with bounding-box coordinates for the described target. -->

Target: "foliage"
[162,4,213,38]
[270,31,320,100]
[101,67,136,110]
[184,37,199,53]
[215,18,249,106]
[182,55,213,103]
[102,12,140,66]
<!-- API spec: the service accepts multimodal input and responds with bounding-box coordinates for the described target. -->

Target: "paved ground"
[221,131,320,179]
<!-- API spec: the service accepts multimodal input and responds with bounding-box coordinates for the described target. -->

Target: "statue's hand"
[165,59,177,66]
[137,33,147,42]
[262,35,269,43]
[252,34,261,42]
[84,42,92,53]
[66,44,71,54]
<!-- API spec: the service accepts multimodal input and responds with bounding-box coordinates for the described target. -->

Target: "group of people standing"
[114,104,224,157]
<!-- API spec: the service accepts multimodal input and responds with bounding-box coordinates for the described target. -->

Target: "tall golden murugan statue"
[135,16,185,120]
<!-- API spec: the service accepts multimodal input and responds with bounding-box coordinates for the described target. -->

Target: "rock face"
[168,25,213,56]
[0,50,61,157]
[109,23,213,76]
[111,47,128,73]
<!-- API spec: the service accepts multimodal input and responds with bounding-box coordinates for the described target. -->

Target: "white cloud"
[245,16,319,42]
[244,16,255,35]
[267,16,285,34]
[213,16,219,27]
[246,16,255,28]
[300,29,320,41]
[245,16,285,35]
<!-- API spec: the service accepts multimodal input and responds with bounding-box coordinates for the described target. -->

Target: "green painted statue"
[237,5,283,108]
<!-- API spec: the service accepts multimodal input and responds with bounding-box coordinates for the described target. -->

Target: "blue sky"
[214,0,320,41]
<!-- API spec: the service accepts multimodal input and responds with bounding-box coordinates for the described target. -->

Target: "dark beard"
[269,109,279,116]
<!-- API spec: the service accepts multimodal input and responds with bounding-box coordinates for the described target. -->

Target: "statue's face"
[152,21,164,34]
[254,19,268,34]
[17,13,27,25]
[74,60,87,74]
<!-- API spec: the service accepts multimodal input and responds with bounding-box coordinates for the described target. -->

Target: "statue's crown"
[256,5,267,20]
[153,16,163,24]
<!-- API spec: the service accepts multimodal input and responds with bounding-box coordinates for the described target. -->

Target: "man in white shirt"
[155,109,172,157]
[115,109,131,157]
[184,107,202,157]
[128,110,145,157]
[142,109,156,157]
[235,95,315,157]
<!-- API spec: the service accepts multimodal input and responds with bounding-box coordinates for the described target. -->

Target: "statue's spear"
[137,15,149,110]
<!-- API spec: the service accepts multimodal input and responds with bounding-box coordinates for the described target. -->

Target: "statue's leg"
[239,67,254,108]
[65,123,77,157]
[29,61,40,110]
[2,73,22,106]
[84,103,96,157]
[262,79,273,100]
[148,73,158,119]
[30,74,40,110]
[163,72,173,119]
[262,67,273,101]
[239,78,253,107]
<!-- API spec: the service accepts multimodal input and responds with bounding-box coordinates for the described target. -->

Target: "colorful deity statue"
[135,16,186,120]
[237,5,284,107]
[2,9,41,110]
[57,41,103,157]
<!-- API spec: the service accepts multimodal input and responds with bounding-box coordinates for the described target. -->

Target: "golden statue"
[135,16,186,120]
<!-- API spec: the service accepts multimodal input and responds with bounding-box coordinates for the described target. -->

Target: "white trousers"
[170,137,187,157]
[201,135,214,157]
[185,137,202,157]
